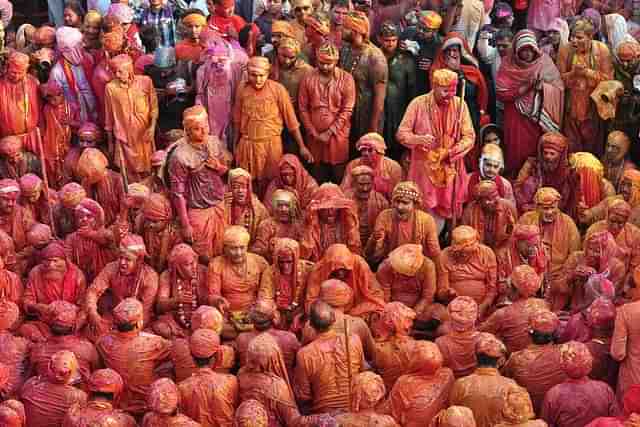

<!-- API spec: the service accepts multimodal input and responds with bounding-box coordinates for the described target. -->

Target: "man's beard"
[44,268,66,281]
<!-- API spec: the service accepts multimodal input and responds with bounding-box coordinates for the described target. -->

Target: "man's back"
[178,368,238,427]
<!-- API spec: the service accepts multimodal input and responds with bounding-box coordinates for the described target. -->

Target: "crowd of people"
[0,0,639,425]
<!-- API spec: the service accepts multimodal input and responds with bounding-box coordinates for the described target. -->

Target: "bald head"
[310,300,335,332]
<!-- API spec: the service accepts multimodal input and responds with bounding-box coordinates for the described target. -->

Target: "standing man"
[104,54,158,183]
[397,68,475,232]
[0,52,41,154]
[340,11,387,142]
[298,41,355,183]
[138,0,176,47]
[378,22,416,160]
[233,56,313,194]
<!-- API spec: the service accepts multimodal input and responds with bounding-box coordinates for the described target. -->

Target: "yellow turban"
[84,10,103,26]
[278,36,300,54]
[183,13,207,26]
[343,11,369,37]
[317,41,339,62]
[183,105,208,129]
[534,187,561,206]
[272,20,294,37]
[433,68,458,87]
[223,225,250,246]
[419,10,442,30]
[389,244,425,276]
[247,56,271,73]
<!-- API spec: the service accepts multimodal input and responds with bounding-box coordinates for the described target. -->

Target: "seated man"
[519,187,581,311]
[341,132,403,200]
[462,180,516,252]
[0,179,35,260]
[0,136,41,180]
[223,168,269,245]
[376,243,436,317]
[258,238,313,331]
[251,190,304,263]
[263,154,318,214]
[153,244,209,340]
[207,225,269,339]
[438,226,497,319]
[301,183,361,261]
[85,235,159,338]
[495,224,547,293]
[467,143,516,208]
[343,165,390,245]
[306,243,384,319]
[366,181,441,265]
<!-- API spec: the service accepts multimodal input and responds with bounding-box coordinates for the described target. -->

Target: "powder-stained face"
[118,251,139,276]
[277,250,294,275]
[248,68,269,90]
[225,243,248,265]
[231,180,249,206]
[355,174,373,198]
[393,196,414,220]
[0,193,17,215]
[570,30,591,53]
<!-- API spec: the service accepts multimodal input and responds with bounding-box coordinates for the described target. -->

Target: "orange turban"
[559,341,593,379]
[432,406,476,427]
[617,40,640,61]
[183,105,208,129]
[272,20,294,37]
[101,29,124,52]
[343,11,369,36]
[190,328,221,359]
[448,296,478,331]
[352,372,386,412]
[409,340,443,374]
[475,180,499,199]
[148,378,179,415]
[475,332,506,358]
[316,41,339,62]
[183,13,207,26]
[356,132,386,154]
[88,369,124,396]
[529,310,558,334]
[432,68,458,87]
[143,193,173,221]
[278,36,300,55]
[77,148,108,183]
[59,183,86,208]
[450,225,479,251]
[586,296,616,329]
[534,187,561,206]
[319,279,354,308]
[381,301,416,335]
[113,298,143,325]
[191,305,224,333]
[247,56,271,73]
[388,244,424,276]
[502,384,536,424]
[235,400,268,427]
[305,15,330,36]
[168,243,198,267]
[540,132,569,154]
[511,264,541,297]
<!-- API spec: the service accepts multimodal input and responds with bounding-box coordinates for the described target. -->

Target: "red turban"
[529,310,558,334]
[148,378,179,415]
[448,296,478,331]
[27,224,51,246]
[191,305,224,333]
[559,341,593,379]
[511,265,541,297]
[540,132,569,154]
[113,298,143,325]
[19,174,42,194]
[119,234,147,258]
[168,243,197,267]
[586,296,616,329]
[319,279,354,308]
[41,241,66,260]
[409,340,443,375]
[75,198,105,226]
[0,179,20,197]
[143,193,173,221]
[476,332,507,358]
[190,328,221,359]
[59,183,86,208]
[47,300,78,328]
[78,122,102,142]
[88,368,124,396]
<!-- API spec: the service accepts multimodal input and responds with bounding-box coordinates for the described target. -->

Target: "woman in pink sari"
[496,30,564,177]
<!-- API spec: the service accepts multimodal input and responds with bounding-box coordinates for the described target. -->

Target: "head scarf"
[388,244,425,276]
[143,193,173,222]
[278,36,300,56]
[541,131,569,154]
[59,183,86,208]
[356,133,386,154]
[605,13,635,53]
[113,298,143,325]
[119,234,147,258]
[448,296,478,331]
[317,41,339,62]
[319,279,354,308]
[501,384,536,423]
[560,341,593,379]
[75,198,105,227]
[549,18,570,46]
[419,10,442,30]
[48,350,79,385]
[511,264,542,297]
[191,305,224,333]
[432,406,476,427]
[529,310,558,334]
[234,400,268,427]
[190,328,221,359]
[352,372,386,412]
[56,26,84,64]
[579,11,599,35]
[246,332,292,391]
[148,378,179,415]
[223,225,250,247]
[513,30,540,65]
[19,174,42,195]
[310,183,356,212]
[41,242,66,261]
[272,20,294,37]
[343,11,369,37]
[271,154,318,206]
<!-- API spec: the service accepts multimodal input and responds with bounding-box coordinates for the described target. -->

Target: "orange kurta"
[611,299,640,400]
[104,76,158,178]
[376,256,437,314]
[341,157,403,200]
[178,368,238,427]
[233,80,299,180]
[461,198,517,251]
[20,377,88,427]
[0,76,41,153]
[586,220,640,278]
[207,253,269,312]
